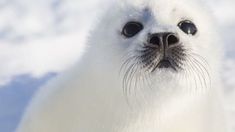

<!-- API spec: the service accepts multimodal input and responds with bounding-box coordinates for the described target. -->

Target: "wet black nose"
[148,32,179,47]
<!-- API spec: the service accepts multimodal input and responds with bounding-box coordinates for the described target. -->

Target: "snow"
[0,0,234,131]
[0,0,107,85]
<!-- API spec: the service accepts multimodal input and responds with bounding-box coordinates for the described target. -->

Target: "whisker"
[183,50,211,94]
[189,54,211,90]
[187,57,205,93]
[185,57,199,93]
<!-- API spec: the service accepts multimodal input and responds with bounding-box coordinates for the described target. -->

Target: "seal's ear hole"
[122,21,143,38]
[178,20,197,35]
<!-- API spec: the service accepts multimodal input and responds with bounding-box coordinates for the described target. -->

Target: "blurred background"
[0,0,234,131]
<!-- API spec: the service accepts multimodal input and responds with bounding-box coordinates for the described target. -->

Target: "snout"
[139,32,185,71]
[147,32,180,49]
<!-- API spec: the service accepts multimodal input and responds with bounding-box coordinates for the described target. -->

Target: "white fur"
[17,0,227,131]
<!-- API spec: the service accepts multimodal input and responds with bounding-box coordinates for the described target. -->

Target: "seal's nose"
[148,32,179,48]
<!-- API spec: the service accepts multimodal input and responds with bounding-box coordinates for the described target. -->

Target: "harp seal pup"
[17,0,227,131]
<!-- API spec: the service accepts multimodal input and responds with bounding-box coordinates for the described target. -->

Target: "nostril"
[149,35,160,46]
[167,34,179,46]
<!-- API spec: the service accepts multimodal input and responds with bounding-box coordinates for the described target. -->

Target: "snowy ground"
[0,0,234,131]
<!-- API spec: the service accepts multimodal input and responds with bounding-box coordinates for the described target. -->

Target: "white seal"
[17,0,227,131]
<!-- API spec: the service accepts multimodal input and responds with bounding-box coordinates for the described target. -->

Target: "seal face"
[121,19,193,72]
[114,5,214,94]
[119,6,200,73]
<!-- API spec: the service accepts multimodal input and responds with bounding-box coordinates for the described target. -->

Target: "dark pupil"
[122,22,143,38]
[179,21,197,35]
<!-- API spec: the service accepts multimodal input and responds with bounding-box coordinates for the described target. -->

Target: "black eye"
[122,21,143,38]
[178,20,197,35]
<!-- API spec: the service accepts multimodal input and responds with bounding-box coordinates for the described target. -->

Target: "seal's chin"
[152,59,178,72]
[157,60,172,69]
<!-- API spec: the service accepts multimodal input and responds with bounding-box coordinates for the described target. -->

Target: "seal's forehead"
[117,0,201,12]
[118,0,178,7]
[115,0,208,21]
